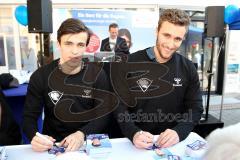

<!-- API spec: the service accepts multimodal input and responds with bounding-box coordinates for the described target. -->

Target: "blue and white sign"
[71,9,158,53]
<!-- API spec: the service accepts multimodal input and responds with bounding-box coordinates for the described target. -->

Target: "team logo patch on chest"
[48,91,63,105]
[173,78,182,87]
[82,89,92,98]
[137,78,153,92]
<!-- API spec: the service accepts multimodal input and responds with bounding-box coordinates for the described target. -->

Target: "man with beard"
[116,9,203,149]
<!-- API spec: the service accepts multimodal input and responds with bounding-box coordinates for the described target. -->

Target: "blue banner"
[72,10,131,27]
[71,9,157,53]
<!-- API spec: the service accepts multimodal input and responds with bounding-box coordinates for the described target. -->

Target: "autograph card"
[167,155,181,160]
[186,140,206,151]
[152,148,172,160]
[147,143,161,150]
[48,145,65,155]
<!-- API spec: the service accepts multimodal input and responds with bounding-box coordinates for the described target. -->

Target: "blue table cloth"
[2,83,28,97]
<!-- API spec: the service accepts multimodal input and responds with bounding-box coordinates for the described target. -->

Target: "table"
[2,84,43,144]
[194,114,224,138]
[2,84,28,97]
[2,84,28,124]
[2,132,206,160]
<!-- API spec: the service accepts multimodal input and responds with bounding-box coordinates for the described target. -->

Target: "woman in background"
[118,28,132,49]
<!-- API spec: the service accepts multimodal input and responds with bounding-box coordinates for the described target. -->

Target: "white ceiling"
[1,0,239,11]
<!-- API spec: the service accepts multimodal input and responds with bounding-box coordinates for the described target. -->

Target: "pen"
[36,132,56,146]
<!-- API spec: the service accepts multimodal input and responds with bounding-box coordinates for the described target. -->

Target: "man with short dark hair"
[100,23,129,55]
[23,18,111,152]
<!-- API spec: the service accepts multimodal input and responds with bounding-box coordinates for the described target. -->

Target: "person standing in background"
[100,23,129,55]
[118,28,132,49]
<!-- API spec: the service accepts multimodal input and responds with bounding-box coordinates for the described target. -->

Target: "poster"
[52,9,157,60]
[70,9,156,53]
[225,30,240,93]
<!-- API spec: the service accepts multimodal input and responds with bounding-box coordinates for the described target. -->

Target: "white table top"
[2,132,206,160]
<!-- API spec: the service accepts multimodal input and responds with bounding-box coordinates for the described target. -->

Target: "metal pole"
[219,26,229,121]
[205,37,215,121]
[39,33,43,67]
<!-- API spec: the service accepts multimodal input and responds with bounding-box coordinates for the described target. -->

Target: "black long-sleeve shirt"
[115,47,203,141]
[23,60,112,142]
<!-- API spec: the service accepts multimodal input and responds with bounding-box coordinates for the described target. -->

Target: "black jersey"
[116,47,203,141]
[23,59,112,141]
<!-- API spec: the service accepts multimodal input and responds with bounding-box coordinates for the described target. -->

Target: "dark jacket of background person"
[100,37,129,55]
[0,87,21,145]
[0,73,19,89]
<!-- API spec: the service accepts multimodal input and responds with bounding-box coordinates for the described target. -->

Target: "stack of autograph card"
[185,140,207,159]
[86,134,112,159]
